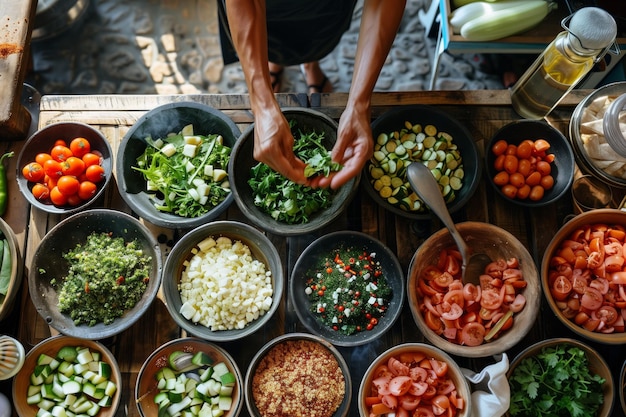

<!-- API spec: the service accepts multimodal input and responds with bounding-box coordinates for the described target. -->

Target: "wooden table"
[1,90,625,417]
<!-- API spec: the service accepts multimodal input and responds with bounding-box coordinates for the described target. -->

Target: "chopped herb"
[304,246,392,335]
[509,343,606,417]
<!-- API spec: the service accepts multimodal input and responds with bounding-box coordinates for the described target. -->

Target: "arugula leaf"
[248,123,340,224]
[509,344,606,417]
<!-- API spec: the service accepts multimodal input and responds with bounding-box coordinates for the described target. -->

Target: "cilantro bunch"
[248,124,341,224]
[509,344,606,417]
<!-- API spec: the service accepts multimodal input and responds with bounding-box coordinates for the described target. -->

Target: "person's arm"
[314,0,406,189]
[224,0,308,185]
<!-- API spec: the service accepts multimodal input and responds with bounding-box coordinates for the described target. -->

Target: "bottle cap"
[567,7,617,52]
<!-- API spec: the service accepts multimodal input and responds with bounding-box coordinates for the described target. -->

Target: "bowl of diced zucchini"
[116,101,241,229]
[364,105,481,219]
[13,335,122,417]
[135,337,243,417]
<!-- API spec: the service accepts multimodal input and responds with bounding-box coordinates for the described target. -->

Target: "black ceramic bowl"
[229,108,359,236]
[116,102,240,229]
[28,209,163,340]
[16,122,113,215]
[364,105,481,220]
[485,120,575,207]
[290,231,404,347]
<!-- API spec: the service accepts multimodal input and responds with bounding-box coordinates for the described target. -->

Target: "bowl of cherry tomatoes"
[16,122,112,214]
[485,120,575,207]
[542,209,626,345]
[407,221,541,358]
[358,343,471,417]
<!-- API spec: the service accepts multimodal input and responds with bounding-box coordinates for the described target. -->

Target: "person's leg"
[269,61,284,93]
[300,62,333,94]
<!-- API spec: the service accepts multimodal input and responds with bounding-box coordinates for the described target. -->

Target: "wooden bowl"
[229,107,359,236]
[485,120,575,207]
[135,337,243,417]
[28,209,163,340]
[507,338,614,417]
[0,216,23,322]
[16,121,113,215]
[13,335,122,417]
[290,231,405,347]
[116,101,240,229]
[358,343,471,417]
[161,220,284,342]
[407,221,540,357]
[541,209,626,344]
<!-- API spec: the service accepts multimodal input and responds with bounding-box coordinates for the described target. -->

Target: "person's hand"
[252,107,309,185]
[311,105,373,190]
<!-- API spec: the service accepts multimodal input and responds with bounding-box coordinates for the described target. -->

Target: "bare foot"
[300,62,333,94]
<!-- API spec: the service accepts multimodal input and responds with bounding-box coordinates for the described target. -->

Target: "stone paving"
[26,0,506,97]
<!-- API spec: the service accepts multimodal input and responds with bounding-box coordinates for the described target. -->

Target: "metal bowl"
[507,338,614,417]
[485,120,575,207]
[28,209,163,340]
[541,209,626,344]
[135,337,243,417]
[407,221,540,357]
[229,107,359,236]
[358,343,471,417]
[16,121,113,215]
[569,81,626,187]
[116,101,240,229]
[364,105,481,220]
[161,221,284,342]
[245,333,351,417]
[290,231,404,347]
[0,217,23,322]
[13,335,122,417]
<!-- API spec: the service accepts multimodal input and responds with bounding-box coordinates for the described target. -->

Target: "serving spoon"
[407,162,491,285]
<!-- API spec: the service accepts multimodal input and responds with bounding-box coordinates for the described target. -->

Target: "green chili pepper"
[0,152,14,216]
[0,238,10,296]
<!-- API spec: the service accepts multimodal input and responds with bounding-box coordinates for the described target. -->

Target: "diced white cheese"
[183,144,197,158]
[161,143,177,157]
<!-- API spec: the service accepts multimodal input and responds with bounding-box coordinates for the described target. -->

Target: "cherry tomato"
[31,183,50,200]
[509,172,525,189]
[503,155,519,174]
[43,159,63,179]
[69,137,91,158]
[35,153,53,166]
[540,175,554,190]
[596,305,618,325]
[22,162,45,182]
[501,184,518,199]
[516,184,531,200]
[54,139,67,147]
[551,275,572,301]
[61,156,85,177]
[534,139,550,153]
[529,185,545,201]
[50,145,73,162]
[493,171,509,187]
[78,181,97,201]
[536,160,552,176]
[56,176,80,196]
[49,186,68,206]
[516,141,533,159]
[85,165,106,183]
[493,154,506,171]
[82,152,102,167]
[517,158,532,177]
[491,139,508,156]
[525,171,542,186]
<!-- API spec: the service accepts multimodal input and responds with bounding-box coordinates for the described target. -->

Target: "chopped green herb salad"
[51,232,153,326]
[304,246,392,335]
[133,124,231,218]
[509,344,606,417]
[248,123,341,224]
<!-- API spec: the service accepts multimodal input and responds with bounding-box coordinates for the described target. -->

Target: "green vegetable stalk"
[0,152,14,216]
[0,237,8,297]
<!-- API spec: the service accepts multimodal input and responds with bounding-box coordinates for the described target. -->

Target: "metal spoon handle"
[407,162,471,260]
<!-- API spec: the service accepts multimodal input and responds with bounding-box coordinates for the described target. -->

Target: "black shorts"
[218,0,358,66]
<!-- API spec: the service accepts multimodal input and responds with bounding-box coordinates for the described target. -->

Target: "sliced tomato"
[429,359,448,378]
[550,275,572,301]
[425,310,443,334]
[389,376,412,396]
[581,287,604,311]
[596,305,618,325]
[460,322,485,346]
[408,381,429,397]
[414,406,435,417]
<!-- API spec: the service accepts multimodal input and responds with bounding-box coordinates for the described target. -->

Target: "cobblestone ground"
[26,0,505,96]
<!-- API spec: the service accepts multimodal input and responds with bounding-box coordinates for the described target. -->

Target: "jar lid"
[568,7,617,52]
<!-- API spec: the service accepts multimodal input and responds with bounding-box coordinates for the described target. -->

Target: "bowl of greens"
[289,231,405,347]
[229,108,359,236]
[28,209,163,340]
[507,338,614,417]
[116,102,240,229]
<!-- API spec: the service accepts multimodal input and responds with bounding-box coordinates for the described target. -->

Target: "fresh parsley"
[509,344,606,417]
[248,123,341,224]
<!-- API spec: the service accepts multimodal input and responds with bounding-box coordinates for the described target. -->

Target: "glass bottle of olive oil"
[511,7,617,120]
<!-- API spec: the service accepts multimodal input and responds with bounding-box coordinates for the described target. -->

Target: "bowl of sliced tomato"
[16,122,113,214]
[542,209,626,345]
[358,343,471,417]
[407,221,541,358]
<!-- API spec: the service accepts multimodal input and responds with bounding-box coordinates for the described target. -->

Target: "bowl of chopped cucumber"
[290,230,405,347]
[135,337,243,417]
[116,101,241,229]
[161,220,284,342]
[13,334,122,417]
[364,105,481,220]
[229,107,360,236]
[28,208,163,340]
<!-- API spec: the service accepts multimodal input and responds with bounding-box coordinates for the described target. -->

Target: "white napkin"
[461,353,510,417]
